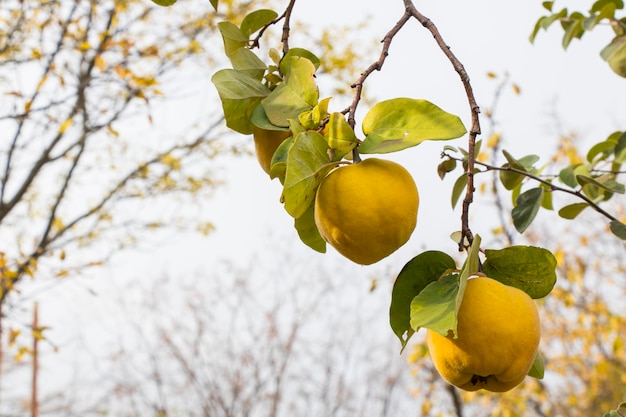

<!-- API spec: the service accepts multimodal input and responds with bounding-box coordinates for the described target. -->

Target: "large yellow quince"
[314,158,419,265]
[427,277,540,392]
[252,127,291,175]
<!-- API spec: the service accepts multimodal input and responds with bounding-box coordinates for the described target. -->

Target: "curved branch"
[404,0,482,250]
[343,11,411,130]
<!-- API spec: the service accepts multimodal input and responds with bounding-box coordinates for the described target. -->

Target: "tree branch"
[445,152,622,224]
[404,0,482,250]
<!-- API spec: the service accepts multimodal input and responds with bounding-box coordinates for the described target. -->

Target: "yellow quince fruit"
[314,158,419,265]
[252,127,291,175]
[427,277,540,392]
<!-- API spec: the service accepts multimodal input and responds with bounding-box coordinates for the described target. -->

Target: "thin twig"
[343,11,411,130]
[444,153,622,223]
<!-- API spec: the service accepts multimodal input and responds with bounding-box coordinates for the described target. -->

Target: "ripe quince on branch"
[426,276,540,392]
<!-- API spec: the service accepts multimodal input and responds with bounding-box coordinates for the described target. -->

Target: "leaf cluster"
[440,130,626,240]
[389,236,556,378]
[531,0,626,77]
[210,7,466,253]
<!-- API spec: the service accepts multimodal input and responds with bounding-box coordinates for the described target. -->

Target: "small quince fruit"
[427,277,540,392]
[314,158,419,265]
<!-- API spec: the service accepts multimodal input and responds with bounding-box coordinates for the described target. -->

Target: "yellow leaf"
[95,55,106,71]
[487,71,497,79]
[8,329,20,347]
[59,118,73,134]
[107,124,120,137]
[486,132,501,148]
[32,327,47,341]
[14,346,33,362]
[512,83,521,95]
[56,269,69,278]
[161,154,181,170]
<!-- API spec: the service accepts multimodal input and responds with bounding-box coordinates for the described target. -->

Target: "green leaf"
[281,48,321,72]
[217,22,248,57]
[250,102,284,131]
[209,0,218,11]
[512,187,544,233]
[456,234,481,302]
[294,203,326,253]
[587,138,617,163]
[527,351,545,379]
[562,12,585,49]
[151,0,177,5]
[283,131,333,218]
[558,203,589,219]
[298,97,331,130]
[558,164,581,187]
[410,273,460,337]
[482,246,557,298]
[540,182,554,210]
[499,151,527,190]
[601,35,626,77]
[262,57,319,128]
[437,158,457,180]
[211,69,271,134]
[612,131,626,162]
[389,251,456,350]
[269,134,293,182]
[451,174,467,209]
[576,174,625,194]
[326,112,358,161]
[229,48,267,80]
[591,0,623,14]
[240,9,278,37]
[542,1,554,11]
[609,220,626,239]
[358,98,466,154]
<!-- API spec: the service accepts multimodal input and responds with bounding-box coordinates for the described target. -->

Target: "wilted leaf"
[389,251,456,349]
[483,245,557,298]
[359,98,466,154]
